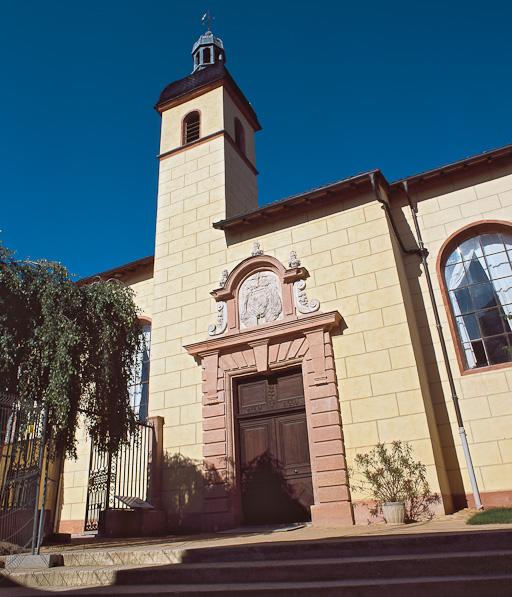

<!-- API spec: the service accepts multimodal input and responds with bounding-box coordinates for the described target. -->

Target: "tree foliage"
[351,441,440,522]
[0,242,141,457]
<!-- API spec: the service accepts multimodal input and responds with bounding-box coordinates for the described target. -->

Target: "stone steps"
[113,550,512,586]
[179,528,512,563]
[5,550,512,588]
[62,548,184,568]
[56,527,512,568]
[4,575,512,596]
[1,529,511,594]
[1,563,158,590]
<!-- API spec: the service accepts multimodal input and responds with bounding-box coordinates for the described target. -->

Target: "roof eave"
[391,143,512,188]
[78,255,154,286]
[154,68,261,131]
[213,170,379,231]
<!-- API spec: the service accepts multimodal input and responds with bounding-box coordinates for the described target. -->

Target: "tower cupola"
[192,20,225,73]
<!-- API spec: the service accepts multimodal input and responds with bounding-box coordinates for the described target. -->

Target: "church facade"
[58,31,512,533]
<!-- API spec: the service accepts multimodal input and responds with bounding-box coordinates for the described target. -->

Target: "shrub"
[351,440,440,522]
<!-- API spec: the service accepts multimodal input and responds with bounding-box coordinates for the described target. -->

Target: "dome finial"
[192,12,226,73]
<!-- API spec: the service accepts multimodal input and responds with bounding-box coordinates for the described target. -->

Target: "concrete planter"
[382,501,405,524]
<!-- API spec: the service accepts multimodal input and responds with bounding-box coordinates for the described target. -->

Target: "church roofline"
[78,255,154,286]
[215,142,512,230]
[155,63,261,132]
[213,171,380,230]
[389,142,512,187]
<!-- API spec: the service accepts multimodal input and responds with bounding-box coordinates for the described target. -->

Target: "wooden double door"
[236,370,314,525]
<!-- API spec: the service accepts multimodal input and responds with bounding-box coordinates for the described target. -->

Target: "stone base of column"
[311,501,354,527]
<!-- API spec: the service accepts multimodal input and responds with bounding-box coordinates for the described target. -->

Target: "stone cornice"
[184,311,342,361]
[158,129,258,175]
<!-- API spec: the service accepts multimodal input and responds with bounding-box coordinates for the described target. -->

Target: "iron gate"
[0,394,46,549]
[84,420,154,532]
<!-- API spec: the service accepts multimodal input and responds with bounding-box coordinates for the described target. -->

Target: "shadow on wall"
[160,453,217,533]
[390,191,466,510]
[160,452,310,532]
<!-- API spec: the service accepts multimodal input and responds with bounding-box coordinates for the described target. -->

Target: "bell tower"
[149,26,262,475]
[154,26,260,222]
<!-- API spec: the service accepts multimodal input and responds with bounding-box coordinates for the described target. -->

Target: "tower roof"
[154,62,261,131]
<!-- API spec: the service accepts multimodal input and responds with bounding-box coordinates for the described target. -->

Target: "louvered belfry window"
[183,111,200,145]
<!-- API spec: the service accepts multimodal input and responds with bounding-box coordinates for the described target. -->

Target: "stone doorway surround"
[184,252,354,530]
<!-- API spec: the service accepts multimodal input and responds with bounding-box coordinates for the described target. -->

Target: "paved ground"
[41,509,511,555]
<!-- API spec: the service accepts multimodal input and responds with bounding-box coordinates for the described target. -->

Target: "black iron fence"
[0,394,157,545]
[0,394,47,551]
[84,420,154,532]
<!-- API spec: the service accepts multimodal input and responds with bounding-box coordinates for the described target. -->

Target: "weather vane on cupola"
[201,10,214,32]
[192,11,225,73]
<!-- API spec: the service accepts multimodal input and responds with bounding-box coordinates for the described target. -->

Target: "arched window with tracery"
[129,320,151,421]
[182,111,200,145]
[439,222,512,371]
[234,117,245,154]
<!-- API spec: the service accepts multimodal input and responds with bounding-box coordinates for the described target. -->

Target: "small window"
[441,227,512,370]
[129,321,151,421]
[203,47,211,64]
[234,118,245,154]
[182,111,200,145]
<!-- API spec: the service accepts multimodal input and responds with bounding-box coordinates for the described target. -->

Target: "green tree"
[0,242,141,457]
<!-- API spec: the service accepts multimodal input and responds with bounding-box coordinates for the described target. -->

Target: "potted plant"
[351,441,440,524]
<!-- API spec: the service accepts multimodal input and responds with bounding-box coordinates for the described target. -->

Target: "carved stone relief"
[293,279,320,314]
[239,271,283,329]
[288,250,301,269]
[218,269,229,288]
[251,241,263,257]
[208,301,228,336]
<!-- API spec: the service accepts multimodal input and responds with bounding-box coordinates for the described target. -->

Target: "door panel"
[276,373,305,410]
[275,412,314,513]
[238,379,268,416]
[237,372,313,525]
[276,413,311,473]
[239,418,273,467]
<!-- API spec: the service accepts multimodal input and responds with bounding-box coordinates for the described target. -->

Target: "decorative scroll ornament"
[293,279,320,314]
[251,241,263,257]
[218,269,229,288]
[288,250,301,269]
[208,302,228,336]
[239,271,283,329]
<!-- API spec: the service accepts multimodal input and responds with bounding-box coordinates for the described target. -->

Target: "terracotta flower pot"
[382,501,405,524]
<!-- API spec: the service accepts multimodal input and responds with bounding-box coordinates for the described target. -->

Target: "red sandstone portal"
[185,253,354,530]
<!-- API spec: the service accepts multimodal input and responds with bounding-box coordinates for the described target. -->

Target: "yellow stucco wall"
[394,168,512,499]
[130,272,154,317]
[222,88,256,166]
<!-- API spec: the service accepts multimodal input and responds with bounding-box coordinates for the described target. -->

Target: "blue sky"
[1,1,511,277]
